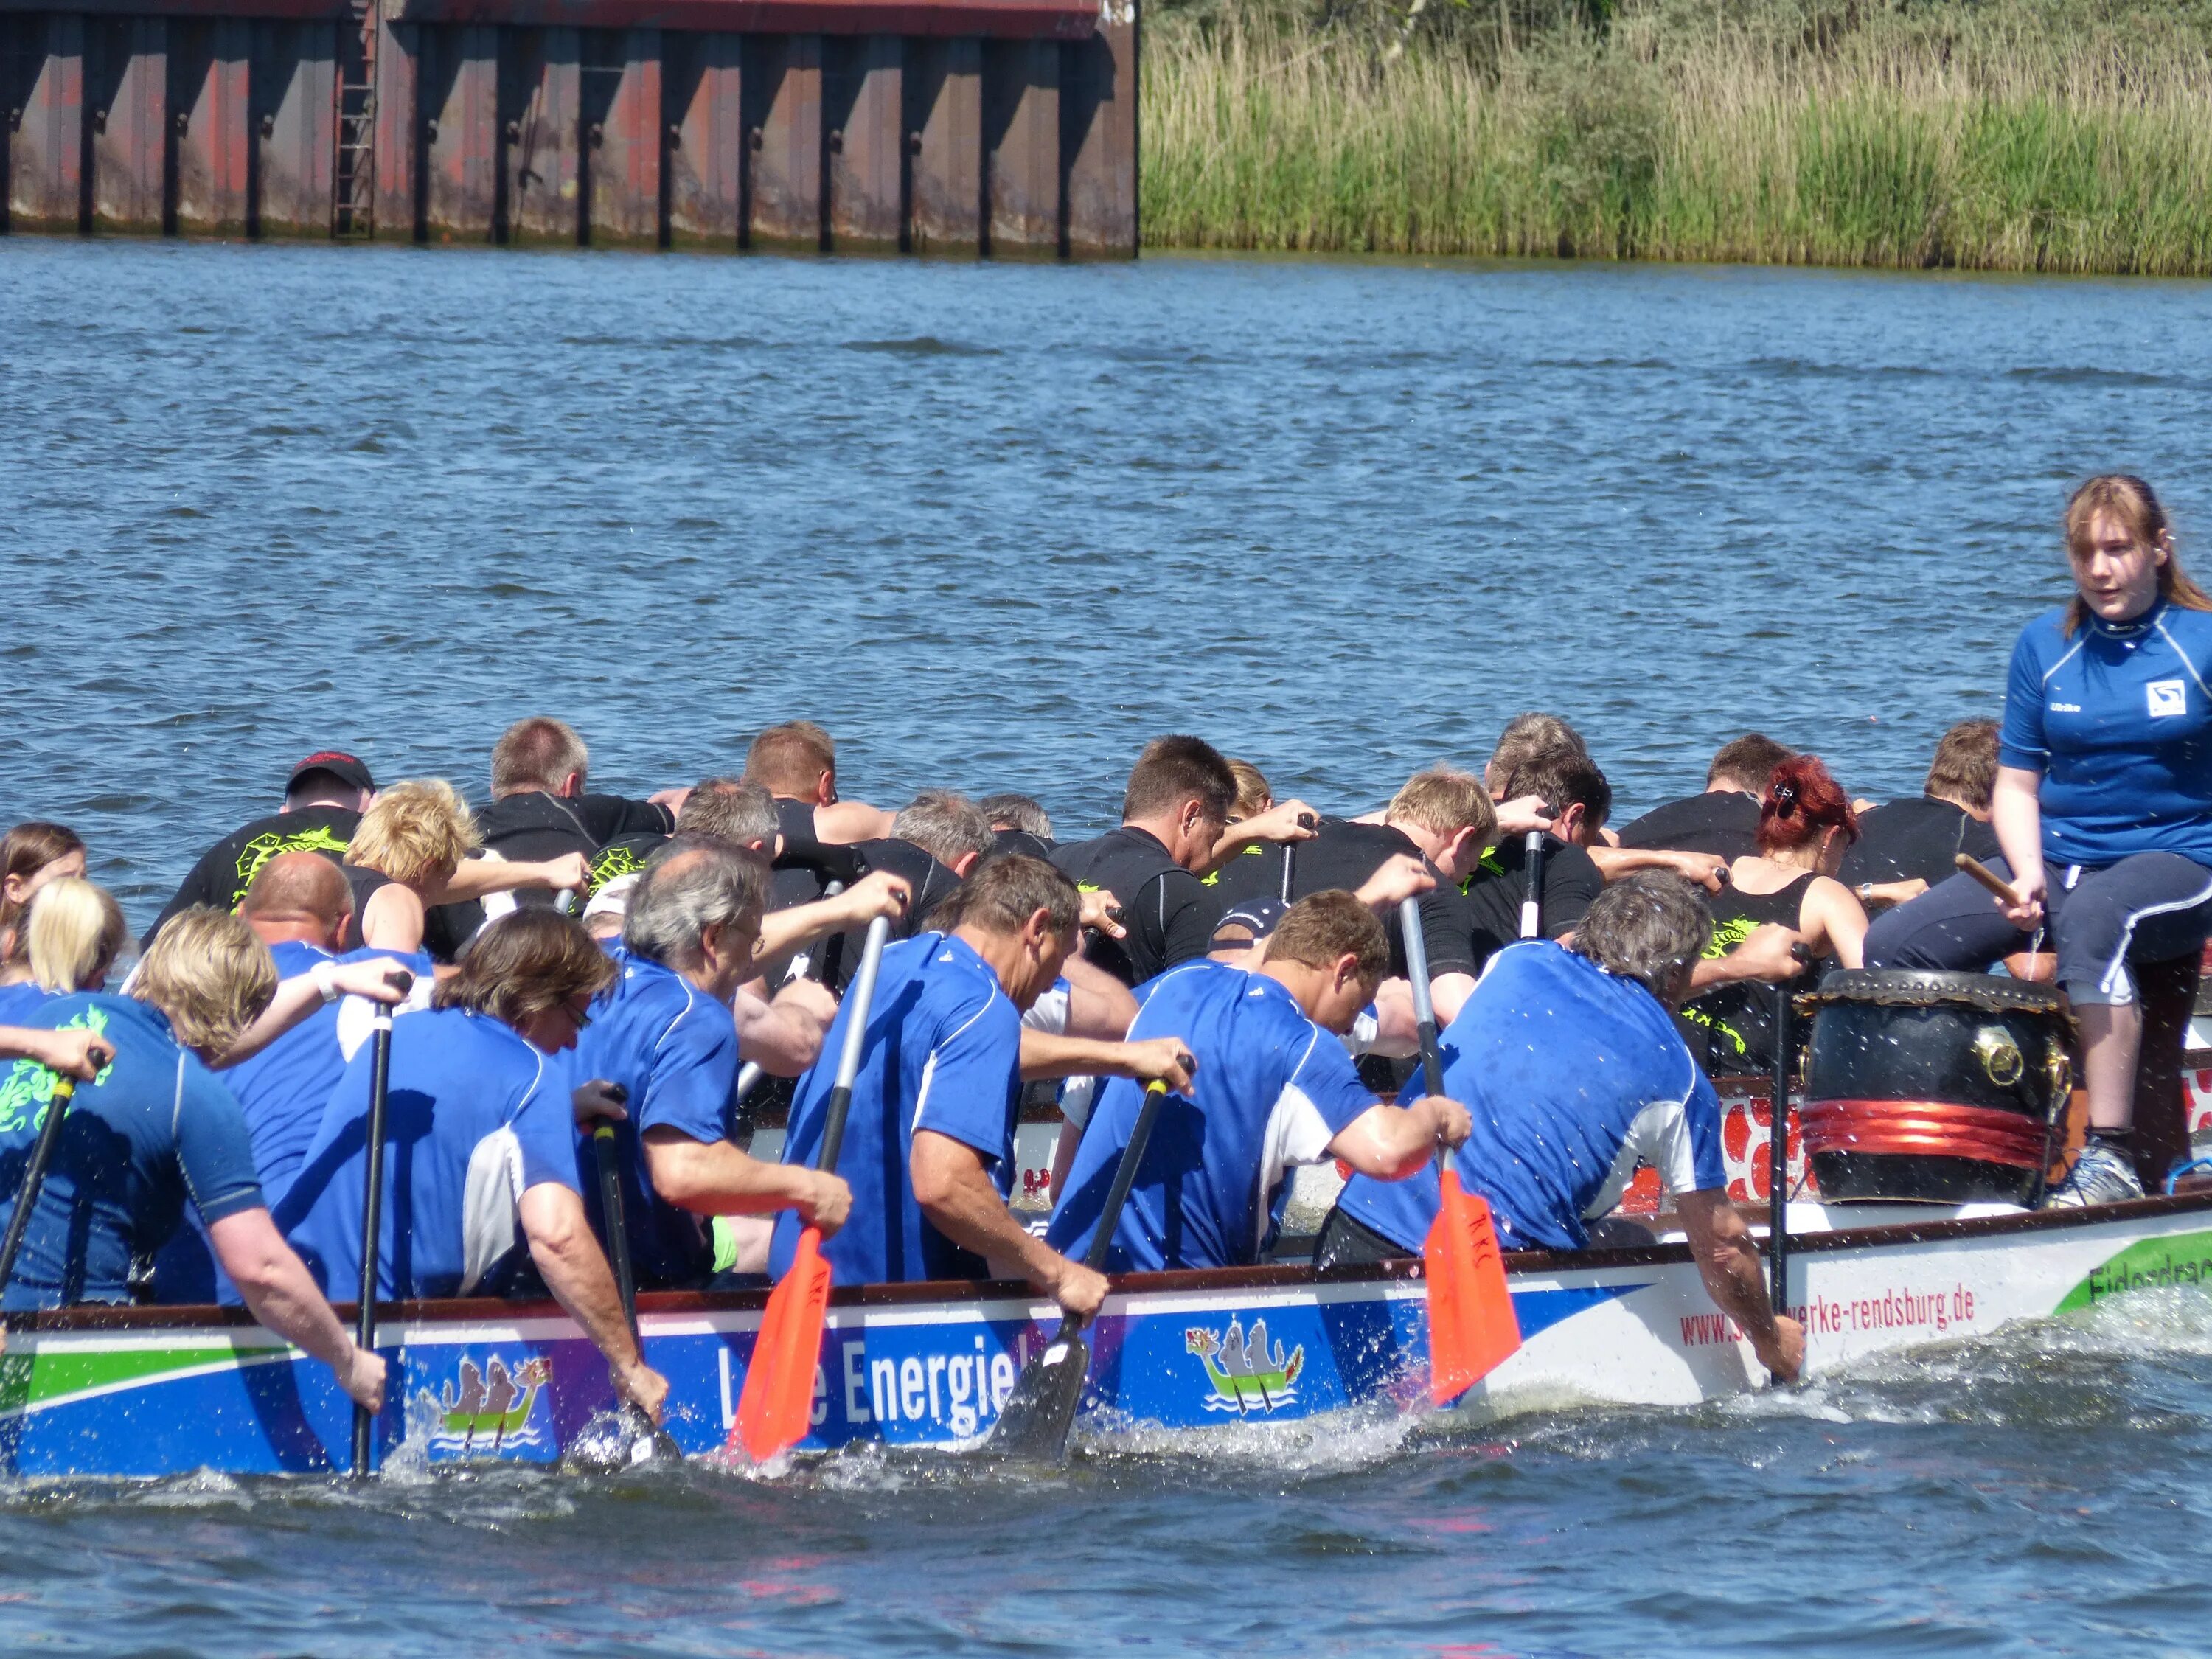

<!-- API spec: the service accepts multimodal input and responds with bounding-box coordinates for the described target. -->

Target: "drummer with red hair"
[1868,476,2212,1203]
[1678,755,1868,1074]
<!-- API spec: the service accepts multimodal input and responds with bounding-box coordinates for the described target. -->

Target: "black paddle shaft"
[1768,980,1793,1313]
[0,1076,77,1299]
[1278,813,1317,903]
[592,1121,639,1337]
[1520,828,1548,941]
[351,1007,397,1481]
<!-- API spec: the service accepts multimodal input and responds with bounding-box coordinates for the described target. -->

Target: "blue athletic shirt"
[569,948,740,1289]
[276,1005,580,1300]
[2000,597,2212,866]
[1335,943,1726,1254]
[0,994,264,1308]
[768,932,1020,1287]
[222,941,347,1194]
[1046,961,1378,1270]
[0,983,53,1024]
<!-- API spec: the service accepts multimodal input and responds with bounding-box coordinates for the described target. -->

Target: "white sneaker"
[2042,1139,2146,1208]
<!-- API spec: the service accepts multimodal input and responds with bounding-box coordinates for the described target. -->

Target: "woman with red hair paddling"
[1679,755,1868,1075]
[1868,476,2212,1203]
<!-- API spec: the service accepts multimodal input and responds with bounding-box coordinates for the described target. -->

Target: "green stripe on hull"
[2056,1229,2212,1313]
[0,1343,274,1415]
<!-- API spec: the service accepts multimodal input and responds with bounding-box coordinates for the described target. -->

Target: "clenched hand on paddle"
[1398,898,1522,1405]
[731,914,894,1464]
[983,1063,1189,1462]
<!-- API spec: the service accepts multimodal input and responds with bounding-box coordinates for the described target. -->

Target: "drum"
[1798,970,2073,1206]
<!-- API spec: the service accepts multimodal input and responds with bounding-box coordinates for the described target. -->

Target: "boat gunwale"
[10,1189,2210,1337]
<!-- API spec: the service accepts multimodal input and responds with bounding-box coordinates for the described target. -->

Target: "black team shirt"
[1841,796,2000,888]
[1615,792,1761,862]
[147,804,362,944]
[1461,835,1606,964]
[1209,819,1478,985]
[1051,827,1223,987]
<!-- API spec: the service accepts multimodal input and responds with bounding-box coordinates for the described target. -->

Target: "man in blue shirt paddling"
[1323,874,1804,1382]
[571,841,867,1288]
[767,855,1194,1310]
[1046,891,1472,1272]
[0,909,386,1411]
[279,910,669,1423]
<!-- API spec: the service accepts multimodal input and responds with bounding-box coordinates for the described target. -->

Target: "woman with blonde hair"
[343,778,586,957]
[1868,475,2212,1203]
[0,877,131,1018]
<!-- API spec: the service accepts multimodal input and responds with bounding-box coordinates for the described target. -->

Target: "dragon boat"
[11,961,2212,1481]
[3,1180,2211,1478]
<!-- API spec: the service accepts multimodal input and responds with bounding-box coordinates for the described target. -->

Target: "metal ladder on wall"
[333,0,378,237]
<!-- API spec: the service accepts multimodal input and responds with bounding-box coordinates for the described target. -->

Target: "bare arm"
[1803,877,1869,970]
[755,872,911,962]
[642,1128,850,1231]
[1587,845,1728,894]
[1018,1032,1194,1089]
[1060,954,1138,1040]
[1686,923,1806,992]
[1204,799,1318,872]
[1990,765,2048,926]
[428,852,593,904]
[357,881,426,954]
[815,800,899,844]
[206,1208,385,1411]
[733,980,835,1077]
[1326,1096,1471,1182]
[1676,1189,1803,1382]
[0,1026,114,1078]
[910,1130,1106,1318]
[215,958,412,1068]
[518,1183,669,1421]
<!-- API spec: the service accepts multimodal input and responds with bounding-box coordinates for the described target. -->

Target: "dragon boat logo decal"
[420,1355,552,1455]
[1185,1316,1303,1413]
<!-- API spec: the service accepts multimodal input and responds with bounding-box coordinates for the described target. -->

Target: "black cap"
[288,751,375,795]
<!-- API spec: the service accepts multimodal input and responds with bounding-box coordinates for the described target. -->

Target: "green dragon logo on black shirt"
[230,827,352,908]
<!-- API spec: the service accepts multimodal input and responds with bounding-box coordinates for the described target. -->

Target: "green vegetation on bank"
[1141,0,2212,273]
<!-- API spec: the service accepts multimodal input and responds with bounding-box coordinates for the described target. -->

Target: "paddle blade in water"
[1425,1172,1521,1406]
[731,1226,831,1463]
[982,1321,1091,1461]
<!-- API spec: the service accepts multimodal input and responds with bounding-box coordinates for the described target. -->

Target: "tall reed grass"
[1141,0,2212,272]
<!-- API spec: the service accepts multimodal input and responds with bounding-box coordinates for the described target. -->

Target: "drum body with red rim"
[1800,970,2073,1206]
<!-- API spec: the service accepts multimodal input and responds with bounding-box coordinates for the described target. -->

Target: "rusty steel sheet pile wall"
[1,0,1134,255]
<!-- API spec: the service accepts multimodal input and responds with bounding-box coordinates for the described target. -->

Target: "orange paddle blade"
[1424,1172,1521,1406]
[731,1226,832,1461]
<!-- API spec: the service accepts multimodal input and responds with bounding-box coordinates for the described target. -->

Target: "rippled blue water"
[7,241,2212,1655]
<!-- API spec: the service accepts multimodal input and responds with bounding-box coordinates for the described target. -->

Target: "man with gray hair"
[1321,873,1804,1384]
[569,842,854,1289]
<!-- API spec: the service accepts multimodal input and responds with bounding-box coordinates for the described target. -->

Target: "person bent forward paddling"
[277,909,669,1422]
[0,909,387,1410]
[1047,891,1472,1272]
[569,841,860,1289]
[1322,873,1805,1384]
[766,855,1194,1315]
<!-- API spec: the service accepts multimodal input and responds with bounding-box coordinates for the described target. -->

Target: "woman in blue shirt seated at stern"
[1868,476,2212,1203]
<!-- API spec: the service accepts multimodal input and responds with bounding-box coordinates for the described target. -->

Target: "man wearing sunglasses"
[278,908,669,1427]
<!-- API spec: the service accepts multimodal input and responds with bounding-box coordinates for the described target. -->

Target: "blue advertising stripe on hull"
[6,1194,2212,1478]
